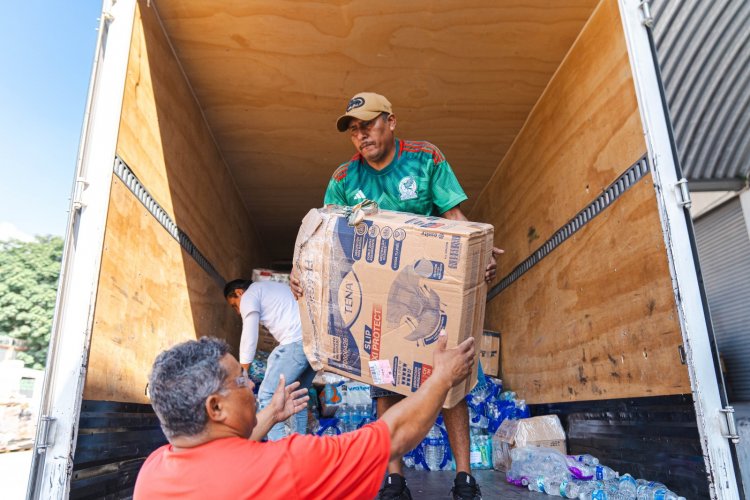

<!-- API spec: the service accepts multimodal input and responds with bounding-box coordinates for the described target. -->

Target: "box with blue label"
[293,207,494,408]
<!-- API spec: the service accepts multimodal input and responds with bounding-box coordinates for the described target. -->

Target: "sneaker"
[451,472,482,500]
[377,473,413,500]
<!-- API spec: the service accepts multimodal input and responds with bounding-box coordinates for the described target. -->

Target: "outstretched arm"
[380,334,475,460]
[250,375,310,441]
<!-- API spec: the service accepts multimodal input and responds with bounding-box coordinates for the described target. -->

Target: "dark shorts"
[370,385,405,399]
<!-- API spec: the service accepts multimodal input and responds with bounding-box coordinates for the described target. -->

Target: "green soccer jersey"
[323,139,468,216]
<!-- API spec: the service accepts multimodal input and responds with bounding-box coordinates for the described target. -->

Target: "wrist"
[426,370,453,393]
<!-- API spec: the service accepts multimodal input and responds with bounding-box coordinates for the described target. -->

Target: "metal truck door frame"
[26,0,137,498]
[619,0,742,498]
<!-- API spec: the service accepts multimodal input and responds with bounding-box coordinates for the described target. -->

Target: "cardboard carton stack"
[293,207,493,407]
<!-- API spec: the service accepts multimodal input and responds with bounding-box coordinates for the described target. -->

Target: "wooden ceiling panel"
[151,0,598,261]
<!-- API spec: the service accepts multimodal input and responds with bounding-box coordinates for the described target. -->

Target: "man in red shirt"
[134,333,475,499]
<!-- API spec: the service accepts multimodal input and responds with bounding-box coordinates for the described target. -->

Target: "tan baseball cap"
[336,92,393,132]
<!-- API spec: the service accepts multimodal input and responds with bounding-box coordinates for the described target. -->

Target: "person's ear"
[205,393,228,423]
[388,114,396,131]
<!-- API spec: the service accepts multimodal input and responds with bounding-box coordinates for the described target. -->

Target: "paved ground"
[0,449,31,500]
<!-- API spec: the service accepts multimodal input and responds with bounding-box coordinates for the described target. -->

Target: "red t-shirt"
[133,421,390,499]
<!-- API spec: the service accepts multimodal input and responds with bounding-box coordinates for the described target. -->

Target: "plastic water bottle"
[469,428,492,469]
[315,417,342,437]
[569,453,600,466]
[352,404,366,428]
[636,485,685,500]
[527,477,580,498]
[423,424,447,471]
[499,390,517,401]
[338,405,352,432]
[579,490,613,500]
[618,473,637,498]
[565,455,594,480]
[403,448,417,468]
[591,464,619,481]
[508,446,570,484]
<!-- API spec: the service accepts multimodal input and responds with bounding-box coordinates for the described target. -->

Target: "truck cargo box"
[27,0,742,498]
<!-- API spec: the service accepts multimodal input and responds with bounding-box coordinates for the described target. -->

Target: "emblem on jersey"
[347,97,365,112]
[354,189,366,200]
[398,176,418,201]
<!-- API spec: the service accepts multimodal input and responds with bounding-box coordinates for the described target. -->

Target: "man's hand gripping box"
[293,207,494,407]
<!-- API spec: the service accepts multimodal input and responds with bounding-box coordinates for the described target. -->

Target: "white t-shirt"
[239,281,303,364]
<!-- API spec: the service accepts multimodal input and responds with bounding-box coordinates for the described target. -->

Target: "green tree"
[0,236,63,369]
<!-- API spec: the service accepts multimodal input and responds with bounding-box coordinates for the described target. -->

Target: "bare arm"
[250,375,310,441]
[380,334,475,460]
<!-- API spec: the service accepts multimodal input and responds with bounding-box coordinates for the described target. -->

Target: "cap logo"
[346,97,365,112]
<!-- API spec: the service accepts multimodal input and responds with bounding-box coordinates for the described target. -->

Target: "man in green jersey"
[291,92,500,500]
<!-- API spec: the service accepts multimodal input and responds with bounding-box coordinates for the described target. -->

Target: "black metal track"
[113,157,225,287]
[488,155,650,301]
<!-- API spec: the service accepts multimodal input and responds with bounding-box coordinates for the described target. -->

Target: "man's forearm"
[249,407,277,441]
[380,375,454,460]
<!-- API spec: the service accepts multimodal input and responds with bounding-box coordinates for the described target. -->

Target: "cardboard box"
[480,330,501,378]
[252,268,290,284]
[293,207,494,407]
[493,415,567,471]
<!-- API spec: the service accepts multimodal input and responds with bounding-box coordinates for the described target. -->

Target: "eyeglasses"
[225,369,252,391]
[348,114,387,136]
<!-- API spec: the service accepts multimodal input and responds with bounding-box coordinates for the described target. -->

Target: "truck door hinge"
[639,0,654,28]
[675,178,692,209]
[34,415,55,454]
[72,177,89,212]
[720,407,741,444]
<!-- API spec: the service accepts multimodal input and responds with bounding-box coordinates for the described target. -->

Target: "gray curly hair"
[148,337,231,439]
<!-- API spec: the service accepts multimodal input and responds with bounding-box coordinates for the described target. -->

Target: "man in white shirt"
[224,279,316,441]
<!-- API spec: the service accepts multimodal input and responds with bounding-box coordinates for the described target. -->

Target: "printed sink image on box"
[293,207,494,407]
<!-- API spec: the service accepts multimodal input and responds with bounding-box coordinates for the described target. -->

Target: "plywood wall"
[85,179,241,402]
[116,1,265,280]
[470,0,691,403]
[84,2,264,402]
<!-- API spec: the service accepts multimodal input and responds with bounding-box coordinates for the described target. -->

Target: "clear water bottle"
[423,424,447,471]
[499,390,517,401]
[403,448,417,468]
[508,446,570,483]
[527,477,580,498]
[569,453,600,466]
[618,473,637,499]
[580,490,613,500]
[636,479,666,490]
[636,485,685,500]
[565,455,594,480]
[592,464,619,481]
[469,428,488,469]
[314,417,343,437]
[338,405,352,432]
[353,404,366,428]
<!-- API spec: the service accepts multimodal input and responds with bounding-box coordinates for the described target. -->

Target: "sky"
[0,2,102,240]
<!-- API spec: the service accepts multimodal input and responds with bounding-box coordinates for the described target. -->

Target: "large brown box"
[480,330,501,378]
[293,208,493,407]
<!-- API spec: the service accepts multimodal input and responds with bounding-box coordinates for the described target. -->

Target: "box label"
[369,359,394,385]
